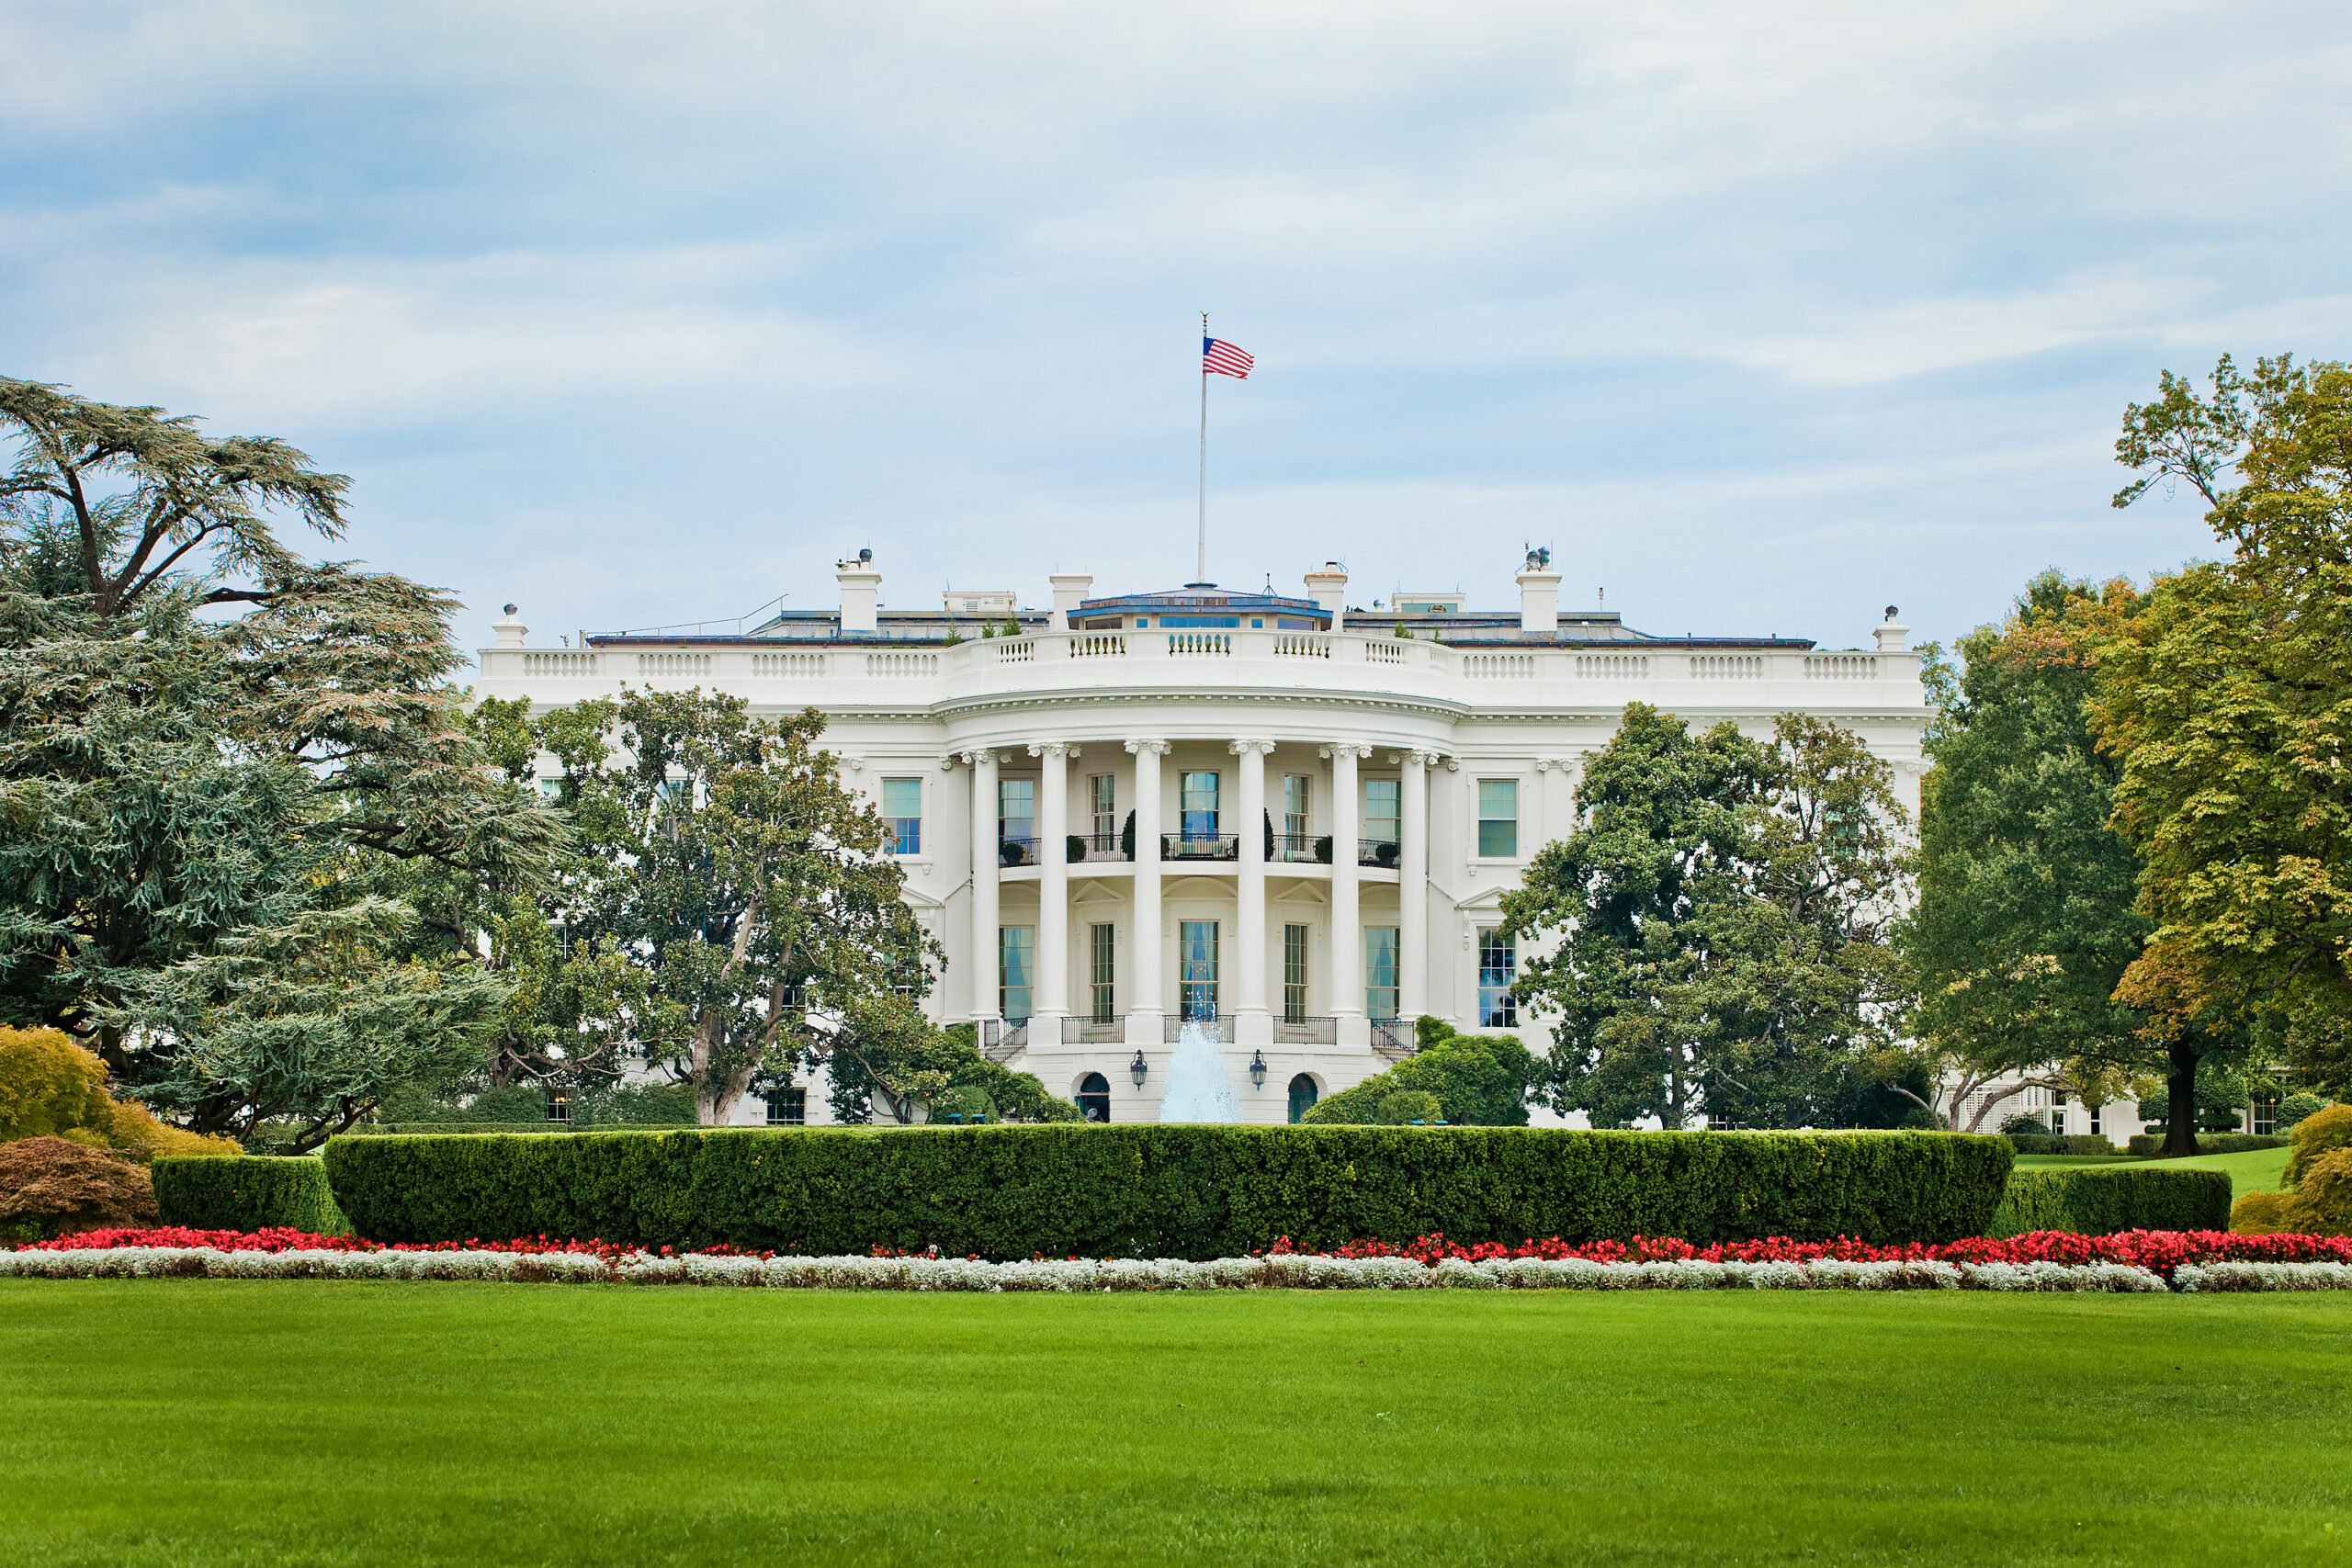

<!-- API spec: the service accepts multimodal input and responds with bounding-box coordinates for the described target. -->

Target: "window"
[882,777,922,855]
[1090,922,1116,1022]
[1364,779,1400,850]
[1283,775,1312,840]
[1287,1074,1319,1124]
[1000,926,1035,1021]
[2089,1103,2102,1135]
[1091,774,1118,840]
[1180,920,1219,1020]
[1283,923,1309,1023]
[1477,929,1517,1028]
[1163,615,1240,627]
[2253,1098,2278,1135]
[1076,1072,1112,1122]
[764,1087,807,1125]
[998,779,1035,848]
[1366,927,1400,1020]
[537,777,563,803]
[1181,772,1220,840]
[2049,1100,2066,1134]
[546,1091,571,1123]
[1478,779,1519,857]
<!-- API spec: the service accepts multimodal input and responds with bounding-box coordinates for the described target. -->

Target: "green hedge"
[343,1122,583,1136]
[2124,1133,2288,1156]
[322,1127,2011,1258]
[153,1156,350,1235]
[2004,1134,2120,1156]
[1985,1167,2232,1238]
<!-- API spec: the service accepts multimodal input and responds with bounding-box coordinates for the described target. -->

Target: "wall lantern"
[1249,1050,1268,1089]
[1129,1050,1149,1088]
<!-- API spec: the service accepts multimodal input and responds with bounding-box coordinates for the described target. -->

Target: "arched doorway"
[1287,1074,1319,1124]
[1076,1071,1112,1123]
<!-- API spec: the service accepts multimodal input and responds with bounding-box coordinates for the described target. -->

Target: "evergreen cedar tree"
[1499,705,1909,1131]
[319,1126,2014,1258]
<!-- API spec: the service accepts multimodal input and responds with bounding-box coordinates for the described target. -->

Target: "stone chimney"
[1304,562,1348,628]
[1049,574,1093,632]
[837,554,881,636]
[1516,554,1561,636]
[1873,606,1909,654]
[492,604,528,649]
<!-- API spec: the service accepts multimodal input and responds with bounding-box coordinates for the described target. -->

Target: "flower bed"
[4,1227,2350,1292]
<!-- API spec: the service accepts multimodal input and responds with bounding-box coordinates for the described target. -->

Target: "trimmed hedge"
[2005,1134,2120,1156]
[2125,1132,2288,1157]
[1986,1166,2232,1238]
[153,1156,350,1235]
[322,1127,2011,1258]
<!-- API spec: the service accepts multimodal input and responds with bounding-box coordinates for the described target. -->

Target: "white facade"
[478,560,1928,1127]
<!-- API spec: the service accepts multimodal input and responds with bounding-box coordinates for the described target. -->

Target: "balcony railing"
[1369,1018,1416,1059]
[1166,1013,1236,1043]
[998,836,1040,867]
[1062,1015,1125,1043]
[980,1018,1029,1060]
[1358,837,1401,869]
[1272,833,1326,863]
[1274,1016,1338,1045]
[1160,831,1239,862]
[1069,832,1130,863]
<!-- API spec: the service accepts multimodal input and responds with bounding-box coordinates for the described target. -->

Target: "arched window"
[1287,1074,1319,1124]
[1076,1072,1112,1123]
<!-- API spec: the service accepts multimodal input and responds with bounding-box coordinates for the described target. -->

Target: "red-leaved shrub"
[0,1136,159,1241]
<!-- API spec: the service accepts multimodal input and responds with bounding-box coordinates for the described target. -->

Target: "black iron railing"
[998,837,1040,867]
[1272,833,1325,863]
[1062,1015,1125,1043]
[1275,1016,1338,1045]
[1358,838,1401,869]
[1160,832,1239,862]
[1165,1013,1235,1043]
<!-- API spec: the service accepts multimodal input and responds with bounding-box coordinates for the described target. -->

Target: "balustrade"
[1462,653,1536,678]
[1689,654,1765,679]
[635,652,711,677]
[1804,653,1878,679]
[521,651,596,678]
[1167,632,1230,656]
[752,652,825,677]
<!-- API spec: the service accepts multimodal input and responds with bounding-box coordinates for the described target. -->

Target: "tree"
[1900,570,2160,1134]
[530,691,941,1122]
[2096,354,2352,1142]
[1501,705,1909,1128]
[0,380,567,1147]
[1298,1026,1536,1125]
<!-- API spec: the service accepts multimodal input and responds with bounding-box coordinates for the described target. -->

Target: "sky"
[5,1,2347,661]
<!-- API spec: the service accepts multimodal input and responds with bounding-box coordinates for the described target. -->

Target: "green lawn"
[3,1283,2347,1565]
[2014,1145,2293,1197]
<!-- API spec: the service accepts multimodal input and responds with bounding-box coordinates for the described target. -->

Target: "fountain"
[1156,1020,1239,1122]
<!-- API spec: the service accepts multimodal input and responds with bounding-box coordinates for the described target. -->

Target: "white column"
[1033,741,1073,1024]
[1231,739,1272,1032]
[1326,743,1366,1018]
[966,749,1001,1021]
[1125,739,1168,1033]
[1400,750,1430,1021]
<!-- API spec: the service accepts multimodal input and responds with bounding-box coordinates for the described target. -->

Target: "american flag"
[1203,337,1253,378]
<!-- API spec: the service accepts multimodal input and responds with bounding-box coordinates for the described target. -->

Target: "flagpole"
[1197,311,1209,584]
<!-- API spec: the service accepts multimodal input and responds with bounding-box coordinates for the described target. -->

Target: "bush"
[153,1156,350,1235]
[0,1136,157,1242]
[322,1127,2014,1258]
[930,1086,996,1124]
[1997,1112,2052,1136]
[1376,1090,1443,1125]
[0,1027,114,1142]
[2277,1093,2329,1130]
[1985,1166,2232,1238]
[2005,1134,2120,1156]
[2283,1103,2352,1189]
[1303,1033,1536,1126]
[2125,1132,2289,1157]
[2281,1147,2352,1235]
[573,1082,697,1128]
[2230,1189,2292,1235]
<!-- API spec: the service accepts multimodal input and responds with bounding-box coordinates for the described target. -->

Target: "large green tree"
[0,378,566,1148]
[1901,570,2161,1134]
[2098,354,2352,1111]
[1501,705,1910,1128]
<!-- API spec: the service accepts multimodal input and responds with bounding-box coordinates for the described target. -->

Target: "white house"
[476,555,1927,1127]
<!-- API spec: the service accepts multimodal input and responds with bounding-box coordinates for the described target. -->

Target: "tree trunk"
[2162,1037,2200,1157]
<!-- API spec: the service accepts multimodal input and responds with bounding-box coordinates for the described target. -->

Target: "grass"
[2013,1145,2292,1197]
[3,1284,2348,1565]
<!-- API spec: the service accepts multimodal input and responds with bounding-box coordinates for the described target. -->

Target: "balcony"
[1358,838,1400,869]
[1274,1016,1338,1045]
[997,836,1040,868]
[1272,833,1325,864]
[1160,831,1239,863]
[980,1018,1029,1060]
[1061,1015,1125,1043]
[1165,1013,1236,1043]
[1370,1018,1416,1060]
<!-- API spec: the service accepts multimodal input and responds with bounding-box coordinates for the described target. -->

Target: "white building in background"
[477,555,1927,1127]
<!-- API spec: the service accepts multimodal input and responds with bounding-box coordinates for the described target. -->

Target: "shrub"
[1998,1112,2051,1136]
[1376,1090,1443,1125]
[1985,1167,2232,1238]
[2006,1134,2120,1156]
[2281,1147,2352,1235]
[322,1127,2014,1258]
[0,1136,157,1242]
[2231,1189,2292,1235]
[2125,1132,2289,1157]
[2277,1093,2329,1130]
[2283,1104,2352,1189]
[0,1027,115,1142]
[152,1155,349,1235]
[1303,1033,1536,1126]
[930,1086,996,1124]
[573,1082,697,1128]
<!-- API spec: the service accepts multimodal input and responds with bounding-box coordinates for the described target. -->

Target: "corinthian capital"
[1125,738,1170,756]
[1227,739,1276,756]
[1029,741,1079,759]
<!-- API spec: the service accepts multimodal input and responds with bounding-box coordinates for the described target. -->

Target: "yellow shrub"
[2230,1189,2292,1235]
[0,1027,114,1141]
[0,1023,237,1160]
[2281,1147,2352,1236]
[2282,1103,2352,1188]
